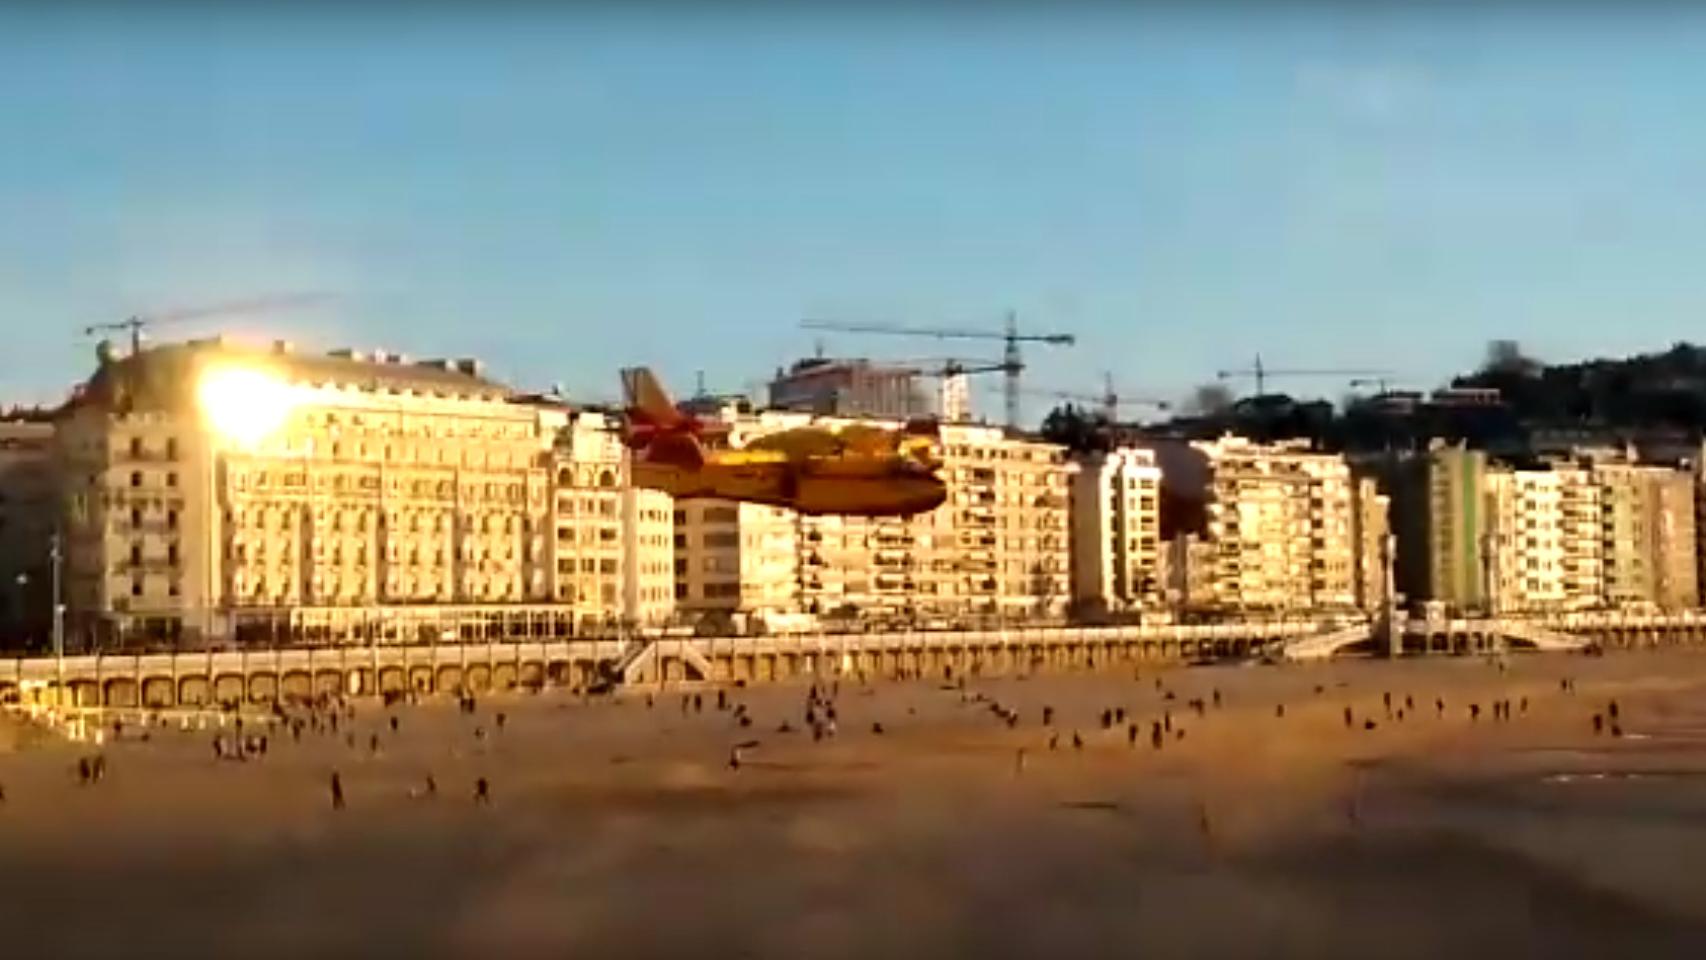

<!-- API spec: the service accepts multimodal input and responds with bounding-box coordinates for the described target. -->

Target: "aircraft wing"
[836,423,903,455]
[741,427,847,459]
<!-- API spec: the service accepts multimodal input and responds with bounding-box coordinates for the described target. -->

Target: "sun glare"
[197,365,298,448]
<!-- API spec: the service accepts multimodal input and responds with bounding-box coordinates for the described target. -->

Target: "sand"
[4,651,1706,958]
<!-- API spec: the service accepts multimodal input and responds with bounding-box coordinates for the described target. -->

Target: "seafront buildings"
[44,338,674,648]
[9,335,1706,652]
[1391,443,1700,614]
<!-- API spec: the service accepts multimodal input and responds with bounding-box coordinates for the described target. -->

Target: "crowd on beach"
[0,656,1641,821]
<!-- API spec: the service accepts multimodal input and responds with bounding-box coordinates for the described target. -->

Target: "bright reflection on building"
[196,365,298,448]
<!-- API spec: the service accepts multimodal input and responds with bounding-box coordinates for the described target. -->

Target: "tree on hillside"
[1484,339,1542,377]
[1187,383,1235,416]
[1040,403,1113,454]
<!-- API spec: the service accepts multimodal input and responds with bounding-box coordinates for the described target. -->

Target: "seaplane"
[618,367,947,517]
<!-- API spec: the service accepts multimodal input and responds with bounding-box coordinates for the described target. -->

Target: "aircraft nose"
[915,480,949,512]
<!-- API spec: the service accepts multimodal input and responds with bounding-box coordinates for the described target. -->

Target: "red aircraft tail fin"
[620,367,686,431]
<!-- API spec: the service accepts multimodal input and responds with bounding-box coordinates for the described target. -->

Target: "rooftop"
[64,338,515,415]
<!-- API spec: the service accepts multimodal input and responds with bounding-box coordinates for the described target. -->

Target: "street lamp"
[50,532,64,710]
[15,554,64,706]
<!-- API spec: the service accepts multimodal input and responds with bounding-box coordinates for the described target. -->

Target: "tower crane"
[883,357,1012,423]
[1022,371,1171,421]
[800,311,1076,429]
[1216,354,1388,397]
[82,293,331,357]
[887,356,1012,379]
[1348,376,1413,395]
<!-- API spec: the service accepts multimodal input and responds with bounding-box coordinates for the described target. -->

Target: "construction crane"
[1348,376,1413,395]
[800,311,1076,429]
[82,293,331,357]
[879,357,1011,423]
[886,356,1011,379]
[1216,354,1388,397]
[1023,372,1171,421]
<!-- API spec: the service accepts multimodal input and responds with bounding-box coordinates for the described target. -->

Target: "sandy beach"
[5,651,1706,958]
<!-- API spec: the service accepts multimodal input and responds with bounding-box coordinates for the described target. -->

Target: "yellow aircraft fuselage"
[633,455,947,517]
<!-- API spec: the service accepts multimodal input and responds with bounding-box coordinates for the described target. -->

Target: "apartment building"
[1389,444,1490,612]
[623,486,676,626]
[767,357,930,420]
[1070,447,1163,615]
[1397,444,1700,614]
[933,422,1074,620]
[53,338,668,649]
[1154,436,1363,614]
[1651,468,1700,610]
[1565,456,1696,610]
[0,421,56,647]
[673,500,801,627]
[551,411,676,628]
[1484,468,1566,612]
[1351,474,1392,614]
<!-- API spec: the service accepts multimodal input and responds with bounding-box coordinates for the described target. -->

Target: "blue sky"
[4,4,1706,420]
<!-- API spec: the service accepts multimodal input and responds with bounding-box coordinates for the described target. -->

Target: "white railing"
[1280,625,1373,661]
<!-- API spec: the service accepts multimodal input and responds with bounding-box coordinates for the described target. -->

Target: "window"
[129,437,143,458]
[165,438,178,460]
[130,471,143,488]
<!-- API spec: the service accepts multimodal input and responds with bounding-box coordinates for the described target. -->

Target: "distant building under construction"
[767,358,931,421]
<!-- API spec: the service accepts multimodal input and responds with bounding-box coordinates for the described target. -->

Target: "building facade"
[1390,445,1489,613]
[673,500,801,628]
[1155,436,1364,614]
[1484,468,1565,612]
[1397,444,1700,614]
[1351,474,1392,614]
[767,358,930,420]
[1070,447,1163,616]
[551,411,676,628]
[53,339,669,649]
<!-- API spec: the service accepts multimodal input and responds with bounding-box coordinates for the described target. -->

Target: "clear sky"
[4,3,1705,421]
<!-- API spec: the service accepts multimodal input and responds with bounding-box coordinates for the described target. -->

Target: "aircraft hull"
[633,461,946,518]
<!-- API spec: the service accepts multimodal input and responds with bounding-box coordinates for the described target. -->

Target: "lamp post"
[51,531,64,709]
